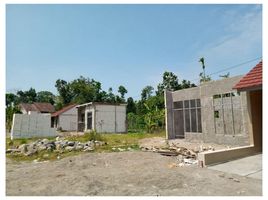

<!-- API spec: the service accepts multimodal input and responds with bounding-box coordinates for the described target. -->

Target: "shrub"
[85,130,103,141]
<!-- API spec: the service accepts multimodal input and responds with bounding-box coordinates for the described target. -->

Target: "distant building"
[76,102,127,133]
[19,102,55,114]
[51,104,77,131]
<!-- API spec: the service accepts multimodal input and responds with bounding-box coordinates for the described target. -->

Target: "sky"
[6,4,262,99]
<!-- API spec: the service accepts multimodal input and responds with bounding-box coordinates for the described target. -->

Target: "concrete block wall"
[165,76,251,146]
[58,107,77,131]
[11,113,56,139]
[82,104,127,133]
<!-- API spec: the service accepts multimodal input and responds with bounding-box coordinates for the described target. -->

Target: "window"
[174,99,202,133]
[214,110,220,118]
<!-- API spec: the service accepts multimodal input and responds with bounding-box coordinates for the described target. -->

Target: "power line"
[129,56,262,99]
[190,56,262,83]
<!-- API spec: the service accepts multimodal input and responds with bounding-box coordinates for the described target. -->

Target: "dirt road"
[6,151,261,196]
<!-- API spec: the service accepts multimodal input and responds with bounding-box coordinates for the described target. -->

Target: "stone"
[41,139,49,145]
[6,149,21,153]
[37,145,47,152]
[83,146,94,152]
[65,146,75,151]
[75,145,83,151]
[18,144,28,154]
[25,148,38,156]
[67,141,75,146]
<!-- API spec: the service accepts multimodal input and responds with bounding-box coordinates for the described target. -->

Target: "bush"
[85,130,103,141]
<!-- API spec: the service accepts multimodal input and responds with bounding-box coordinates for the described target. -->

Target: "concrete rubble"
[141,142,215,167]
[6,137,106,156]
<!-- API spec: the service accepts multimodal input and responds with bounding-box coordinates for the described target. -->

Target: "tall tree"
[55,79,73,104]
[36,91,55,105]
[198,57,211,83]
[118,85,128,100]
[141,85,154,101]
[156,72,180,95]
[126,97,136,114]
[6,93,18,107]
[17,87,37,103]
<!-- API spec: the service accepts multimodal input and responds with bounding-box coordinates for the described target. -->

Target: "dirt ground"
[6,151,262,196]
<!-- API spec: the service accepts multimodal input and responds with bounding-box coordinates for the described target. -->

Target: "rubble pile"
[6,137,106,156]
[141,142,215,166]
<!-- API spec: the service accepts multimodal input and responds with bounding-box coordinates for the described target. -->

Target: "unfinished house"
[165,75,251,146]
[51,104,77,131]
[76,102,127,133]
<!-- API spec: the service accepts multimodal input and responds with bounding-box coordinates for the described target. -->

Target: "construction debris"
[141,142,216,167]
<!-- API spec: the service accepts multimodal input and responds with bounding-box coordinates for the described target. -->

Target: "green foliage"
[36,91,55,105]
[85,130,103,141]
[118,85,128,100]
[143,103,165,133]
[126,97,136,114]
[141,85,154,101]
[157,72,180,95]
[17,87,37,103]
[19,138,28,145]
[199,57,212,83]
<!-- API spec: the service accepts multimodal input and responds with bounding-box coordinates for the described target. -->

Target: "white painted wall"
[58,107,77,131]
[11,113,56,139]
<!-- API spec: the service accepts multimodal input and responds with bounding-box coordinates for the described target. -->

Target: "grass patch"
[6,131,166,161]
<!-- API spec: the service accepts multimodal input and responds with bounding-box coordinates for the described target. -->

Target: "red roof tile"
[51,104,77,117]
[233,61,262,91]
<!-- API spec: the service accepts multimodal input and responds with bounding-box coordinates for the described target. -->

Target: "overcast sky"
[6,4,262,99]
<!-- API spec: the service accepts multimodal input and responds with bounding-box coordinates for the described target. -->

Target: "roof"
[19,102,55,113]
[19,103,39,112]
[51,104,77,117]
[233,61,262,91]
[33,102,55,113]
[76,102,127,108]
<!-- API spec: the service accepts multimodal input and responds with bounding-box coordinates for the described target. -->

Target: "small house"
[19,102,55,114]
[76,102,127,133]
[51,104,77,131]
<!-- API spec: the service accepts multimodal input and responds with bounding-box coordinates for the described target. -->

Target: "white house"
[51,104,77,131]
[76,102,127,133]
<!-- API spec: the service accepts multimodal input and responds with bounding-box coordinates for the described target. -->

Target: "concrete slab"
[208,154,262,180]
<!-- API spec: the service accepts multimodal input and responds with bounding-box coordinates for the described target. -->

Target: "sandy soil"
[6,151,261,196]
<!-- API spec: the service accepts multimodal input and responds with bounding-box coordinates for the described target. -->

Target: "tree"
[126,97,136,114]
[55,79,72,105]
[16,88,37,103]
[118,85,128,100]
[198,57,211,83]
[6,93,18,107]
[107,87,116,103]
[36,91,55,105]
[156,72,180,95]
[181,79,196,89]
[141,85,154,101]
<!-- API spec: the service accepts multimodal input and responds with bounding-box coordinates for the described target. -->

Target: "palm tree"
[199,57,206,78]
